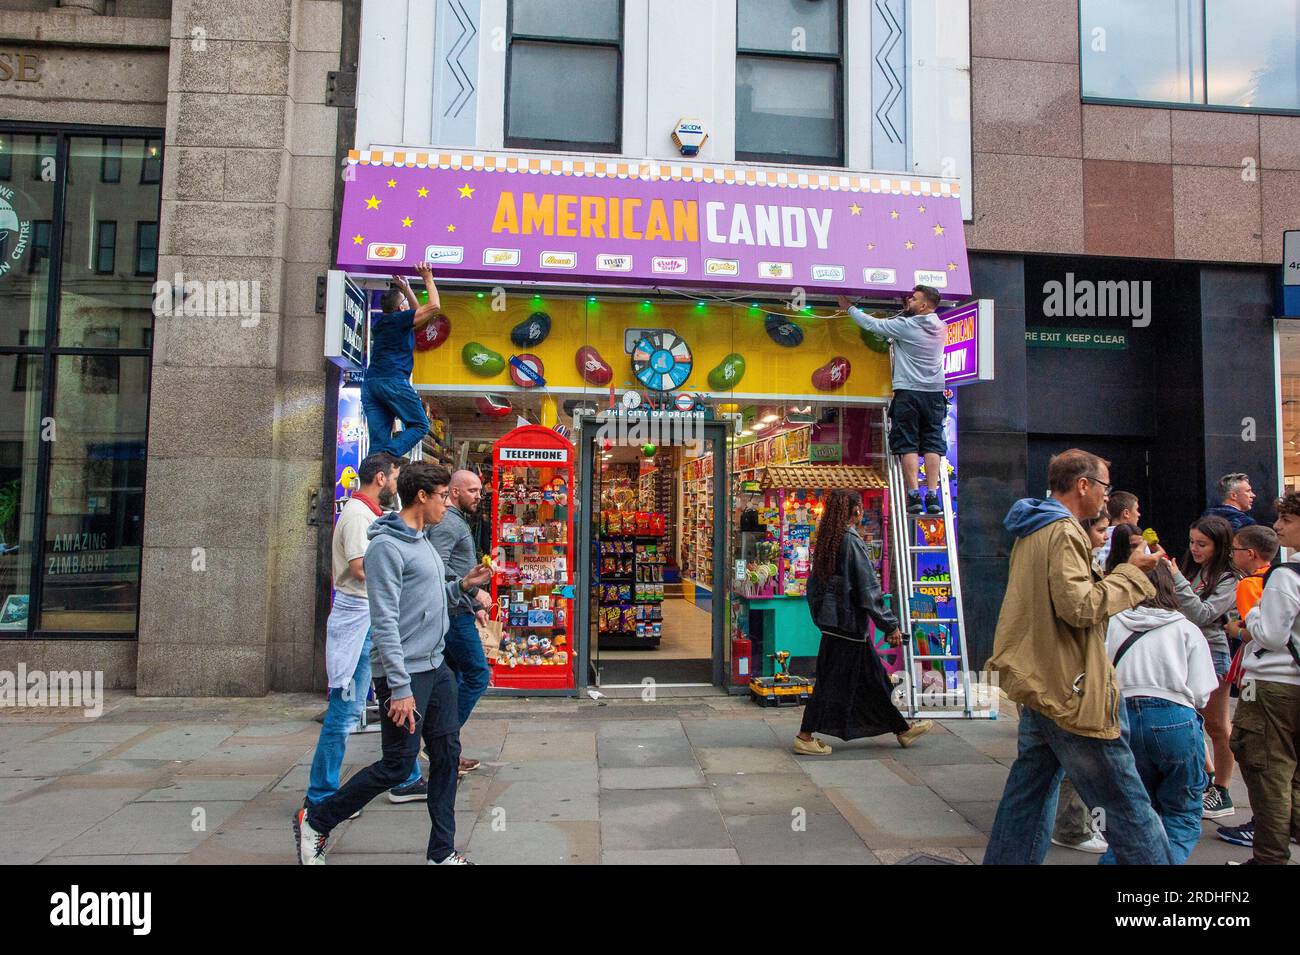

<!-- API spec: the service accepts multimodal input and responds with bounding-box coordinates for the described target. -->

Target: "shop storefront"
[329,148,978,695]
[0,124,162,639]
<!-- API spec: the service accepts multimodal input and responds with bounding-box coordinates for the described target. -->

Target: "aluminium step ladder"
[884,451,994,719]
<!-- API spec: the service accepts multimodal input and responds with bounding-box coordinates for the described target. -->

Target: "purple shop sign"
[336,151,970,296]
[941,299,995,387]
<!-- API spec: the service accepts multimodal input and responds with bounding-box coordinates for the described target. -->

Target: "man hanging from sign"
[362,262,440,458]
[839,286,948,514]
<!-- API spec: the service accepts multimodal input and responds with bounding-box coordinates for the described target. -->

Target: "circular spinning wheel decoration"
[630,330,693,392]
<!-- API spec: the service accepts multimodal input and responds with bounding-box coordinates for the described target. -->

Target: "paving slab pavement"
[0,689,1292,864]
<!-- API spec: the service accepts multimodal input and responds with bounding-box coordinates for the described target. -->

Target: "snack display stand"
[596,508,669,649]
[733,464,892,678]
[488,425,576,690]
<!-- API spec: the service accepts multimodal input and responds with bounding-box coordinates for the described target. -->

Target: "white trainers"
[293,807,328,865]
[428,851,473,865]
[1051,833,1108,854]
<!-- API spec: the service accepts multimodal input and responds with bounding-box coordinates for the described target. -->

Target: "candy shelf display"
[681,453,713,586]
[597,509,668,649]
[488,425,576,690]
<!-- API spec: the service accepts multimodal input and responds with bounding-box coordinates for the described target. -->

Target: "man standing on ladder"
[839,287,947,515]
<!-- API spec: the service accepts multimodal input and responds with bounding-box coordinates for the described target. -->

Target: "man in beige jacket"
[984,449,1173,864]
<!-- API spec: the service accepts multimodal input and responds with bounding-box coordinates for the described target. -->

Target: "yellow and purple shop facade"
[327,147,991,695]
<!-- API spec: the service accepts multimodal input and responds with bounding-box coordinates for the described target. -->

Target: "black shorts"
[888,389,948,456]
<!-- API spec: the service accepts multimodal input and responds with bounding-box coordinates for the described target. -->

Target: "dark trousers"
[1231,679,1300,865]
[307,666,461,862]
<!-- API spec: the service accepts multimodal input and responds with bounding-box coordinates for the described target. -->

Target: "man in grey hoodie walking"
[294,461,492,865]
[839,286,948,515]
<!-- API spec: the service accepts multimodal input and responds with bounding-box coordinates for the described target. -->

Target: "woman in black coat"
[794,489,933,755]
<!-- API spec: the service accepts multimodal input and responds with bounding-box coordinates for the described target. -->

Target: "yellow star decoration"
[417,187,429,198]
[447,224,456,233]
[933,223,945,236]
[401,216,413,228]
[458,184,475,199]
[365,195,381,209]
[866,243,876,251]
[386,178,397,188]
[889,210,900,219]
[849,203,862,215]
[947,262,959,271]
[904,240,915,250]
[918,204,927,213]
[352,234,363,245]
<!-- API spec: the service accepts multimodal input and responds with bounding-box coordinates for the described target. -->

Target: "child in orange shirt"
[1216,524,1281,850]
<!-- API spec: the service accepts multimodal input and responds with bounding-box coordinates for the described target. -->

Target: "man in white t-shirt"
[305,451,420,808]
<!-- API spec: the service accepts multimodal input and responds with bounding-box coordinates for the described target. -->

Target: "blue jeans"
[361,375,429,459]
[305,633,419,805]
[984,704,1173,864]
[1100,697,1208,865]
[444,611,490,727]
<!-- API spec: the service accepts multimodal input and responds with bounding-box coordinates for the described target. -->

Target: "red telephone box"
[488,425,576,690]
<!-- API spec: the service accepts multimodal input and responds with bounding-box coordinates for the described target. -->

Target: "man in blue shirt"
[363,262,440,458]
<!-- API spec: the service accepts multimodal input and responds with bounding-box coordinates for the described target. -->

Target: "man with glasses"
[1203,472,1258,533]
[294,461,492,865]
[985,449,1173,864]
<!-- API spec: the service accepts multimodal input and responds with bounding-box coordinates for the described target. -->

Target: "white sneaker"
[293,807,328,865]
[428,851,474,865]
[1051,833,1108,854]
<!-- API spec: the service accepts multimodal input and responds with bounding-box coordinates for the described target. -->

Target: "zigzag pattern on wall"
[873,0,905,146]
[443,0,477,119]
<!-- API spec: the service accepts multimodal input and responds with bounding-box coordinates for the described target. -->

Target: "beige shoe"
[793,736,833,756]
[896,720,934,748]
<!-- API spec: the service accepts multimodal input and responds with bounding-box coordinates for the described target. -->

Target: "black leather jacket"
[806,527,898,638]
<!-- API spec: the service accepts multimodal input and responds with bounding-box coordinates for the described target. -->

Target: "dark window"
[134,222,158,277]
[30,134,54,181]
[736,0,844,166]
[140,139,162,184]
[0,136,10,180]
[94,221,116,275]
[505,0,623,152]
[28,220,51,274]
[100,136,122,183]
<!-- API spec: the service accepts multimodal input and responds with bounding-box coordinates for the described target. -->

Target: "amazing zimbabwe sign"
[336,149,970,297]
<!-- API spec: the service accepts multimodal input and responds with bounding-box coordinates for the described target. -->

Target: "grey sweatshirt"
[1171,565,1238,656]
[848,306,946,392]
[365,510,473,700]
[426,504,480,617]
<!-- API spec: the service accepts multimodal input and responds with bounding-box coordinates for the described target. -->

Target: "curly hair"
[811,489,861,583]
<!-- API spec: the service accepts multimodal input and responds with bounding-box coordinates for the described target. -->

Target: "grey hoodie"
[426,504,480,617]
[1170,565,1237,656]
[365,510,473,700]
[848,306,946,392]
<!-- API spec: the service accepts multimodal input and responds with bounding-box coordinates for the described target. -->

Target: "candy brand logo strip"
[759,261,793,279]
[651,256,688,273]
[366,242,406,261]
[483,248,521,266]
[595,253,633,272]
[865,268,897,284]
[540,251,577,269]
[915,270,947,288]
[423,245,464,264]
[50,885,151,936]
[811,265,845,282]
[705,258,739,276]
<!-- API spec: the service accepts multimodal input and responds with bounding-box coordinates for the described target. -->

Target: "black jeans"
[307,665,461,861]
